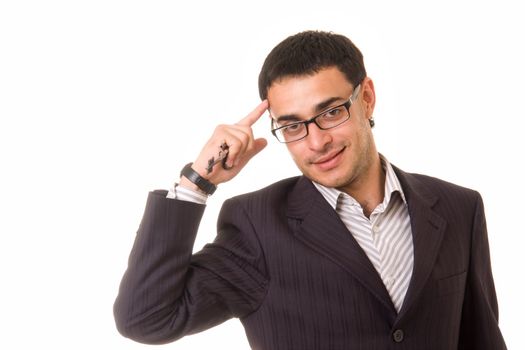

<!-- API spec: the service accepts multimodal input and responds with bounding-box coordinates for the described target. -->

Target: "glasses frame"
[270,84,362,143]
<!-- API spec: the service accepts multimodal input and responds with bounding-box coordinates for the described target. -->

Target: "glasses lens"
[316,105,350,129]
[275,123,307,143]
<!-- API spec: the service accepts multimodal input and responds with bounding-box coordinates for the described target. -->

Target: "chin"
[305,168,350,189]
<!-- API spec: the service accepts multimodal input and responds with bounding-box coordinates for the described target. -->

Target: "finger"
[224,137,266,168]
[247,137,268,159]
[211,124,254,152]
[223,134,248,168]
[236,100,269,127]
[201,124,252,170]
[229,125,254,153]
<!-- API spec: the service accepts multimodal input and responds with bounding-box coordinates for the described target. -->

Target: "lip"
[311,147,346,171]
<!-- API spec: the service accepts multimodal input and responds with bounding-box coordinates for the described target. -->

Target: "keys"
[206,142,230,174]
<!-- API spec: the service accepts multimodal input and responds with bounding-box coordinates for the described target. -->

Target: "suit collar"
[286,166,447,322]
[391,165,439,208]
[311,154,408,212]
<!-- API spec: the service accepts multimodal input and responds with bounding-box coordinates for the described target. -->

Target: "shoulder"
[219,176,306,220]
[216,176,303,228]
[393,165,483,208]
[409,172,478,195]
[225,176,302,207]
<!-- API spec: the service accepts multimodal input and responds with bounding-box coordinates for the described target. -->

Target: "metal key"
[206,142,230,174]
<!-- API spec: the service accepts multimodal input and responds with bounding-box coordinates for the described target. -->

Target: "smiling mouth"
[311,147,346,165]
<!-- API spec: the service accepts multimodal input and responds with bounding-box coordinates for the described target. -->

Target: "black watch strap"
[180,162,217,195]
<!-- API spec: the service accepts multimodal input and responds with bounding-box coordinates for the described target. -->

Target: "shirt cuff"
[166,183,208,205]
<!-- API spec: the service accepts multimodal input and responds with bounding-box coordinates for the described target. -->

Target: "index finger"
[236,100,269,127]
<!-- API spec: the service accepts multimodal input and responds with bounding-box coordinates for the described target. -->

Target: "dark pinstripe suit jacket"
[114,166,507,349]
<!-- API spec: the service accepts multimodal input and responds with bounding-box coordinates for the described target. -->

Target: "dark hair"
[258,30,367,100]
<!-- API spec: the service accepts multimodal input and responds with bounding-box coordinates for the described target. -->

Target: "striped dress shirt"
[313,155,413,312]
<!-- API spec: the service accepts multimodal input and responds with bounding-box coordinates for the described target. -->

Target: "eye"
[281,123,304,135]
[322,106,344,119]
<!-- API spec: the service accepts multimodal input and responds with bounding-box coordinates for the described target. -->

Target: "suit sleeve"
[113,190,268,345]
[458,193,507,349]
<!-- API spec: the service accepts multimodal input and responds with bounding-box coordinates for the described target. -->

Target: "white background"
[1,0,523,349]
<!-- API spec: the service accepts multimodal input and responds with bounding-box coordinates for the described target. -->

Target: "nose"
[305,122,332,151]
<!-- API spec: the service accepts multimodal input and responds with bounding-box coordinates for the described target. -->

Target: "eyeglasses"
[270,84,361,143]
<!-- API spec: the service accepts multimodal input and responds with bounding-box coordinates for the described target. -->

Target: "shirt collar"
[312,154,407,210]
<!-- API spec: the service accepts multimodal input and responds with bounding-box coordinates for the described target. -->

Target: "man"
[114,31,507,349]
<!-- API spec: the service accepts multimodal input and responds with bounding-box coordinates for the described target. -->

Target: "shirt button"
[372,225,380,234]
[392,329,404,343]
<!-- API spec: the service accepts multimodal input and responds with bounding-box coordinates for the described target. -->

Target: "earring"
[369,117,375,128]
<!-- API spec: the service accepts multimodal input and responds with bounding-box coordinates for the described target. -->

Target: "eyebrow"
[274,96,346,123]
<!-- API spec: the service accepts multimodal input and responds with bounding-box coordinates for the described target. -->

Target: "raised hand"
[179,100,269,192]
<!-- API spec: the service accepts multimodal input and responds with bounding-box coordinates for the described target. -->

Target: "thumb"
[245,137,268,160]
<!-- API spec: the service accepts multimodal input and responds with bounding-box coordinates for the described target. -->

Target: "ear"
[360,77,376,119]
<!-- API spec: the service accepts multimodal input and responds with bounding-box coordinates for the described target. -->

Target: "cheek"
[286,144,310,168]
[332,126,356,146]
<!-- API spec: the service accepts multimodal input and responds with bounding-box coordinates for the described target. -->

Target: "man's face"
[267,66,377,191]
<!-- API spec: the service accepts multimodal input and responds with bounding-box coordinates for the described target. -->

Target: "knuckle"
[214,124,230,133]
[240,132,251,144]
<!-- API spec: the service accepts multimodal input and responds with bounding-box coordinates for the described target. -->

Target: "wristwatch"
[180,162,217,195]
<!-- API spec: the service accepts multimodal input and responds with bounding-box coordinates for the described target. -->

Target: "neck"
[338,153,385,218]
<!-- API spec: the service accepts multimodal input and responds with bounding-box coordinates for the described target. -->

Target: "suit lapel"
[286,168,449,322]
[392,167,447,321]
[287,176,396,315]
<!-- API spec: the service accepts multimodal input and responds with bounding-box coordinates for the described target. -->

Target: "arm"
[113,191,268,344]
[458,193,507,349]
[113,190,204,343]
[114,101,269,344]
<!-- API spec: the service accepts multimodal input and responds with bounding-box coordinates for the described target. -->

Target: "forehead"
[267,67,353,116]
